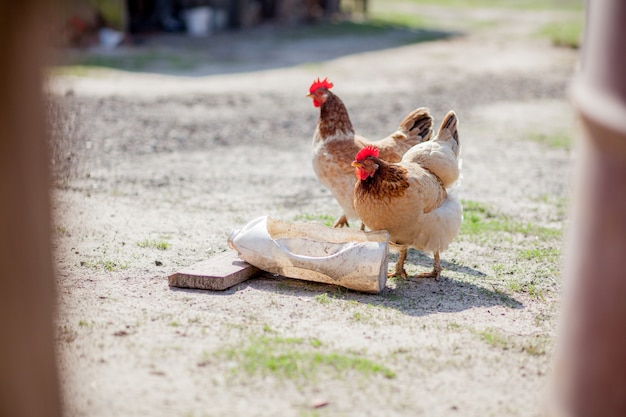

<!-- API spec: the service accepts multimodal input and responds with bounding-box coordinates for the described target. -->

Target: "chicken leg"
[332,214,349,228]
[391,249,442,280]
[391,247,409,279]
[415,252,442,281]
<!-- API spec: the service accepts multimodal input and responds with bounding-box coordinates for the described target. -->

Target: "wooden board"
[168,251,260,291]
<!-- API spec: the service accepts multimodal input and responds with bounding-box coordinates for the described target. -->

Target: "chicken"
[307,77,434,228]
[351,111,462,280]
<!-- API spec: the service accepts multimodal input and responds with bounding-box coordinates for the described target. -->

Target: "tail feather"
[402,110,461,188]
[434,111,460,157]
[399,107,434,143]
[373,107,433,162]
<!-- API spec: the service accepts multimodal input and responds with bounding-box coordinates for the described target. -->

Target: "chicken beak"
[351,161,361,168]
[306,93,313,98]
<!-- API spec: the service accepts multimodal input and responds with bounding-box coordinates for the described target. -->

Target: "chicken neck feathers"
[315,91,354,141]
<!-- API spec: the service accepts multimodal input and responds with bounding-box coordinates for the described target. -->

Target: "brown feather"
[317,91,354,139]
[354,160,410,203]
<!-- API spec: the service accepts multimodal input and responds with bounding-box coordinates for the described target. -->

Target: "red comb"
[355,145,380,161]
[309,77,334,94]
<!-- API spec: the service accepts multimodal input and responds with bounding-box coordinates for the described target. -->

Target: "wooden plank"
[168,251,260,291]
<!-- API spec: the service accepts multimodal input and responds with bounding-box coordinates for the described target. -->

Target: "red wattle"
[355,168,369,181]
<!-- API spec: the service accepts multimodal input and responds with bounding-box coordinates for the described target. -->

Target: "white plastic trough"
[228,216,389,294]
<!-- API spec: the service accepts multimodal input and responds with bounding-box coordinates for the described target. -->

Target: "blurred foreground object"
[551,1,626,416]
[0,2,63,417]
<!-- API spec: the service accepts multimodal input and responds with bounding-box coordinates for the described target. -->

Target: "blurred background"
[63,0,369,46]
[58,0,583,74]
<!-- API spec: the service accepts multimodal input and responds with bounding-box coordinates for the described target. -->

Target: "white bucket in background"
[98,28,124,49]
[184,7,212,37]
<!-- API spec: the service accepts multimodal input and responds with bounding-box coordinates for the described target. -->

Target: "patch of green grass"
[368,13,430,30]
[282,18,452,44]
[521,335,551,356]
[81,259,129,271]
[505,279,523,293]
[539,19,584,49]
[503,275,551,300]
[518,247,560,262]
[460,200,561,240]
[216,336,395,380]
[282,20,388,39]
[527,132,574,149]
[495,255,556,299]
[491,262,508,278]
[533,194,570,221]
[526,283,545,301]
[285,19,412,37]
[55,225,71,237]
[310,338,323,348]
[352,311,372,322]
[63,49,199,73]
[300,411,324,417]
[447,322,462,331]
[460,200,496,235]
[488,254,551,297]
[313,293,333,304]
[476,327,552,356]
[478,328,511,350]
[136,239,170,250]
[293,213,336,228]
[100,260,119,271]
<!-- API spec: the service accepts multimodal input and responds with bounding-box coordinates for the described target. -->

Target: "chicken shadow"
[224,252,523,317]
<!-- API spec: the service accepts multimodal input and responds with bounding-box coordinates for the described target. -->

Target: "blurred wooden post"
[550,1,626,417]
[0,2,63,417]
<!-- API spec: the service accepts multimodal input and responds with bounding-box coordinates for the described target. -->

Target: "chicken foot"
[333,215,367,230]
[332,214,349,228]
[390,247,409,279]
[391,249,442,280]
[415,252,442,281]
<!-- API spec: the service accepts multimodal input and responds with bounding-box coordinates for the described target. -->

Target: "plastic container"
[183,7,212,37]
[228,216,389,293]
[98,28,124,49]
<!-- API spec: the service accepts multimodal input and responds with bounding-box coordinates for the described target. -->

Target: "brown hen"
[352,111,462,280]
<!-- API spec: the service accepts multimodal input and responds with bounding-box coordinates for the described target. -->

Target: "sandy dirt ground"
[49,5,580,417]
